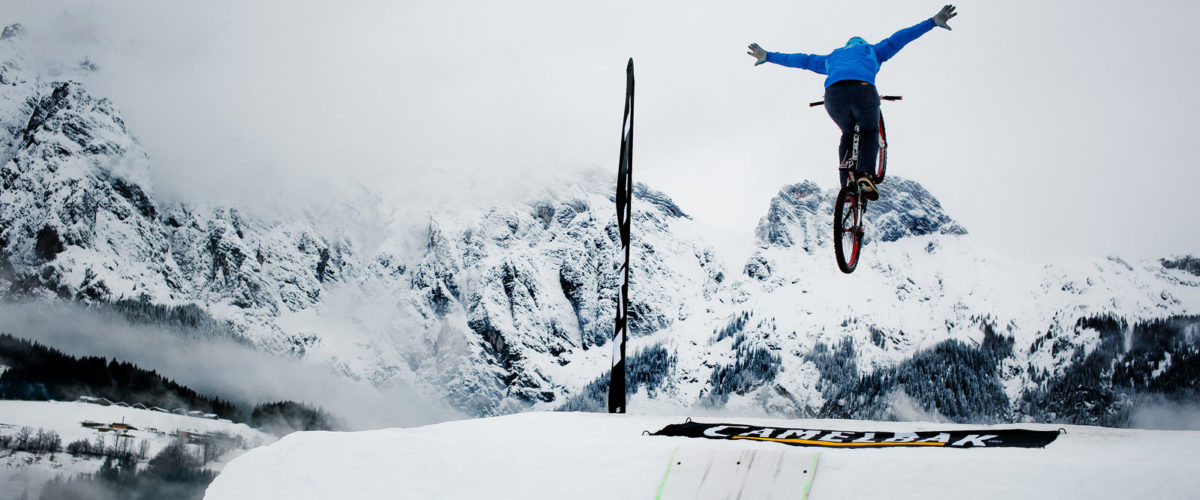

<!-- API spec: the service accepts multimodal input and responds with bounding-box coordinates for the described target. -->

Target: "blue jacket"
[765,18,936,87]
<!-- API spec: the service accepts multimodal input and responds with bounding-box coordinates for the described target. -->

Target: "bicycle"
[809,95,901,274]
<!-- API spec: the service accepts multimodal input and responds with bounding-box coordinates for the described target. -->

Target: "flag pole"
[609,58,634,414]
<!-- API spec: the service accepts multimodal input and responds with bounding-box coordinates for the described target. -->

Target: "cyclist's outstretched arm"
[763,49,829,75]
[872,19,935,63]
[873,5,956,62]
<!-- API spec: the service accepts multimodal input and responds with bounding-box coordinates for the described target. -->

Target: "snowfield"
[0,400,275,498]
[0,401,273,449]
[205,412,1200,500]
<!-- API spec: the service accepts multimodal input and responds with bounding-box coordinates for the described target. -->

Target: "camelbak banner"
[653,421,1061,449]
[609,58,634,414]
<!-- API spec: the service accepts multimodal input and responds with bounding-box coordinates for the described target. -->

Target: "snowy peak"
[0,76,165,304]
[755,181,825,251]
[397,179,710,414]
[16,81,149,185]
[1,24,25,42]
[632,183,690,220]
[1,25,36,167]
[755,178,965,254]
[1161,255,1200,277]
[0,24,32,86]
[867,177,967,242]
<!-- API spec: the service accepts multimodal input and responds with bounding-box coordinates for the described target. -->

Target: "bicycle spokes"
[841,198,860,260]
[833,186,863,273]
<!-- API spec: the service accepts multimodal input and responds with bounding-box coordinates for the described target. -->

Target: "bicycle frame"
[811,95,900,187]
[813,94,901,274]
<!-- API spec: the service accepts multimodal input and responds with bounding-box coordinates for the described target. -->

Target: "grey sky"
[9,0,1200,261]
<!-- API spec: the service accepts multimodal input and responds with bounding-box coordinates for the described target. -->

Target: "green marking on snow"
[655,446,679,500]
[804,451,821,499]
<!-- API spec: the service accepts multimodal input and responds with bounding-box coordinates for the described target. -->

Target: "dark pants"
[824,81,880,187]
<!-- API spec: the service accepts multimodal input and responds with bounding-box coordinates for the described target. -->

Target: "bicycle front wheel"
[833,184,863,274]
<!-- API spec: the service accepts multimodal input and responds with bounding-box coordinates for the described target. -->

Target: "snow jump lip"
[651,420,1062,449]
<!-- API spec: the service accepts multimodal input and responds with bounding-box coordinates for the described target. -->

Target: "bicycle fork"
[840,124,861,188]
[851,189,865,235]
[843,171,867,234]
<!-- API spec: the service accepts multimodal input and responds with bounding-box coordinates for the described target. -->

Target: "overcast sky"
[9,0,1200,262]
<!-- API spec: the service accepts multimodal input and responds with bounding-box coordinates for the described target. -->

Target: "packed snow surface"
[205,412,1200,499]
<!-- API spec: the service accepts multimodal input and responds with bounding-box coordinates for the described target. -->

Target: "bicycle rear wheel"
[875,114,888,182]
[833,184,863,274]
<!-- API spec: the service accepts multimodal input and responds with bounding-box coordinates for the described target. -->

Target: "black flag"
[609,58,634,414]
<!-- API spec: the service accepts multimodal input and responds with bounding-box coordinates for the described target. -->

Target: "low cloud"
[1128,399,1200,431]
[8,1,616,220]
[0,301,462,430]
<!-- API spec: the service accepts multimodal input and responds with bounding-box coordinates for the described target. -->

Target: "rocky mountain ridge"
[2,24,1198,423]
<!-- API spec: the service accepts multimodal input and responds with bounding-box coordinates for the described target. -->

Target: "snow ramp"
[205,412,1200,499]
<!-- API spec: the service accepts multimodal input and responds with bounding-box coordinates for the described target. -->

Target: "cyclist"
[747,5,957,200]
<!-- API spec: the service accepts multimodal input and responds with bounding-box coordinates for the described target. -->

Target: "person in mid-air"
[747,5,957,201]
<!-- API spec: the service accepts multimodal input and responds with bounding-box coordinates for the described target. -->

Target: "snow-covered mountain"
[1,23,1197,424]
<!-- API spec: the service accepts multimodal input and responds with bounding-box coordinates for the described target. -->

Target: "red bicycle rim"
[849,199,860,266]
[842,196,860,267]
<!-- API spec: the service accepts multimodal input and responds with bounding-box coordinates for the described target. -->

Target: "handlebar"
[809,95,902,107]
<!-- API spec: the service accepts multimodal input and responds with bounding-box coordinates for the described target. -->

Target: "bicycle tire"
[875,114,887,183]
[833,183,862,274]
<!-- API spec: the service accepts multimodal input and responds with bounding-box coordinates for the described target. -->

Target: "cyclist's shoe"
[857,176,879,201]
